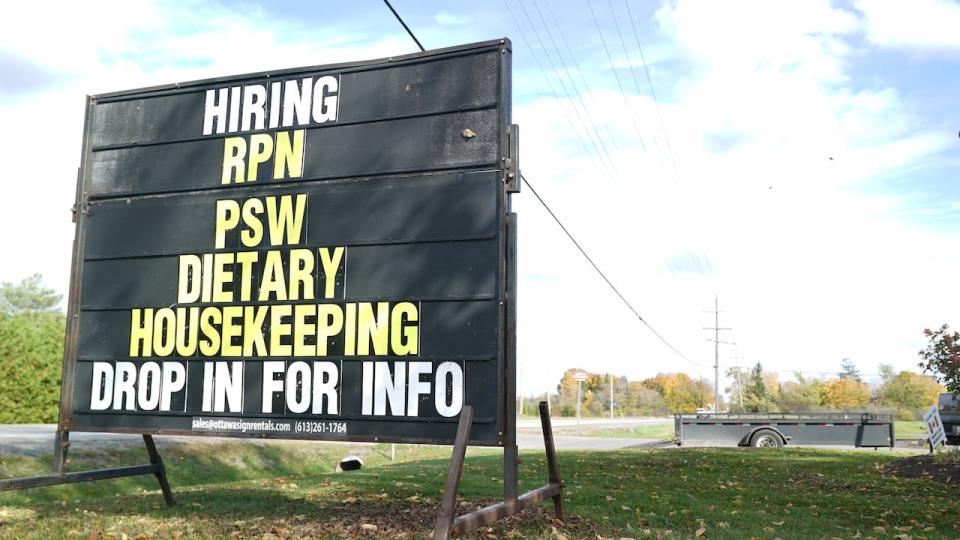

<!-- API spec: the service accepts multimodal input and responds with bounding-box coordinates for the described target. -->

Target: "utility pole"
[730,347,744,409]
[575,380,582,433]
[703,295,732,414]
[609,374,614,419]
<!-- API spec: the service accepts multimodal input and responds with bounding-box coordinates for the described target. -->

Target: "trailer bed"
[675,412,894,448]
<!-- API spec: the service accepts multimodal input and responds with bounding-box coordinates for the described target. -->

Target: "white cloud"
[1,0,956,401]
[0,1,412,302]
[857,0,960,51]
[435,10,464,26]
[508,0,959,394]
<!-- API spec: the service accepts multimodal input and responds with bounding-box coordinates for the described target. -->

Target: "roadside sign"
[57,39,516,447]
[923,405,947,448]
[574,372,587,383]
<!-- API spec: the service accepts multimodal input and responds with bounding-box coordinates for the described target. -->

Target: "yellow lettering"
[258,250,286,301]
[270,304,292,356]
[234,251,258,301]
[274,130,304,179]
[212,253,234,303]
[247,133,273,181]
[240,198,264,247]
[242,306,268,356]
[199,307,222,356]
[220,306,243,357]
[201,253,214,302]
[214,200,240,249]
[175,307,199,356]
[266,194,306,246]
[288,248,315,301]
[344,303,356,356]
[390,302,419,355]
[316,304,343,357]
[293,304,316,356]
[357,302,389,356]
[177,254,202,303]
[129,308,153,357]
[318,246,344,299]
[152,308,176,357]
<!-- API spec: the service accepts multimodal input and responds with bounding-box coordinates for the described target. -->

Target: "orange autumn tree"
[821,378,870,410]
[641,373,713,413]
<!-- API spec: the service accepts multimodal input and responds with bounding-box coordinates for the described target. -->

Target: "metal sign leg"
[142,435,176,506]
[0,431,175,506]
[539,401,564,521]
[433,406,475,540]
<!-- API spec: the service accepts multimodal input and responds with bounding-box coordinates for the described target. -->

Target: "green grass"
[896,420,927,439]
[0,442,955,538]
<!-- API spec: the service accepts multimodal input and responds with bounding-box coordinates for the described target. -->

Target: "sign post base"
[0,430,175,506]
[433,401,564,539]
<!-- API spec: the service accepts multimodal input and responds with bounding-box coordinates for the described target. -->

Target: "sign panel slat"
[81,240,498,310]
[60,39,513,446]
[89,110,499,198]
[91,49,500,148]
[83,171,498,259]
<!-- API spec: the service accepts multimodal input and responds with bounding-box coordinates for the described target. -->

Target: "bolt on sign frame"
[0,38,562,536]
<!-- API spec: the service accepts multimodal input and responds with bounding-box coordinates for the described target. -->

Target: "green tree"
[878,363,896,382]
[838,358,862,382]
[742,363,778,412]
[878,371,944,416]
[918,324,960,396]
[776,373,825,412]
[0,275,66,423]
[0,274,62,315]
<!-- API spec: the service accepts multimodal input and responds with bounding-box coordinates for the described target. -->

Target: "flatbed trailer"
[674,412,895,448]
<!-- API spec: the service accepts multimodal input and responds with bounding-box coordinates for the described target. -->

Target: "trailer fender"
[739,426,788,447]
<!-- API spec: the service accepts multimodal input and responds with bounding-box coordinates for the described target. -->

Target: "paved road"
[516,416,667,429]
[0,424,663,456]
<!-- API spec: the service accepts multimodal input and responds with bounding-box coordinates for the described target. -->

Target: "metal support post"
[538,401,564,520]
[433,406,474,540]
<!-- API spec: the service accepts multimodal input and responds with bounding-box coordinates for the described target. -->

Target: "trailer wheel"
[750,430,783,449]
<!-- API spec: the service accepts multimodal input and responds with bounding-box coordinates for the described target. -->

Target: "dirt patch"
[882,454,960,484]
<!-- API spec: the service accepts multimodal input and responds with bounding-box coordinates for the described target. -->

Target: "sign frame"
[923,404,947,449]
[54,38,517,448]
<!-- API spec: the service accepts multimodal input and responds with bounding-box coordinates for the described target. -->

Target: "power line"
[381,0,702,368]
[528,0,624,164]
[522,174,703,368]
[587,1,708,277]
[622,0,681,185]
[585,0,652,156]
[510,0,619,175]
[502,0,616,175]
[382,0,425,52]
[620,0,714,277]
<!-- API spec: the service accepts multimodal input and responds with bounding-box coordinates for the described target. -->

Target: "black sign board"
[59,39,515,446]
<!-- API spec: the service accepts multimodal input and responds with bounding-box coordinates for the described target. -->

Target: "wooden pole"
[539,400,564,520]
[433,406,474,540]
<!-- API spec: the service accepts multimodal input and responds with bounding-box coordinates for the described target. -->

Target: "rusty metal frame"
[0,432,175,506]
[432,401,564,539]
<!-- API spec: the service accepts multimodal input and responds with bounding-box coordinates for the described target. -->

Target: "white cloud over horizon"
[1,0,957,400]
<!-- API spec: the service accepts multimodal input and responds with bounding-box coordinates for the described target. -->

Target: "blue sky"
[2,0,959,396]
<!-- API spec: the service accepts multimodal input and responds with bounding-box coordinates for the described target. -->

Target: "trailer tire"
[750,430,783,449]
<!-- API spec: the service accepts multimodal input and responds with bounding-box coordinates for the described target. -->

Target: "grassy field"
[0,440,955,539]
[895,420,927,439]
